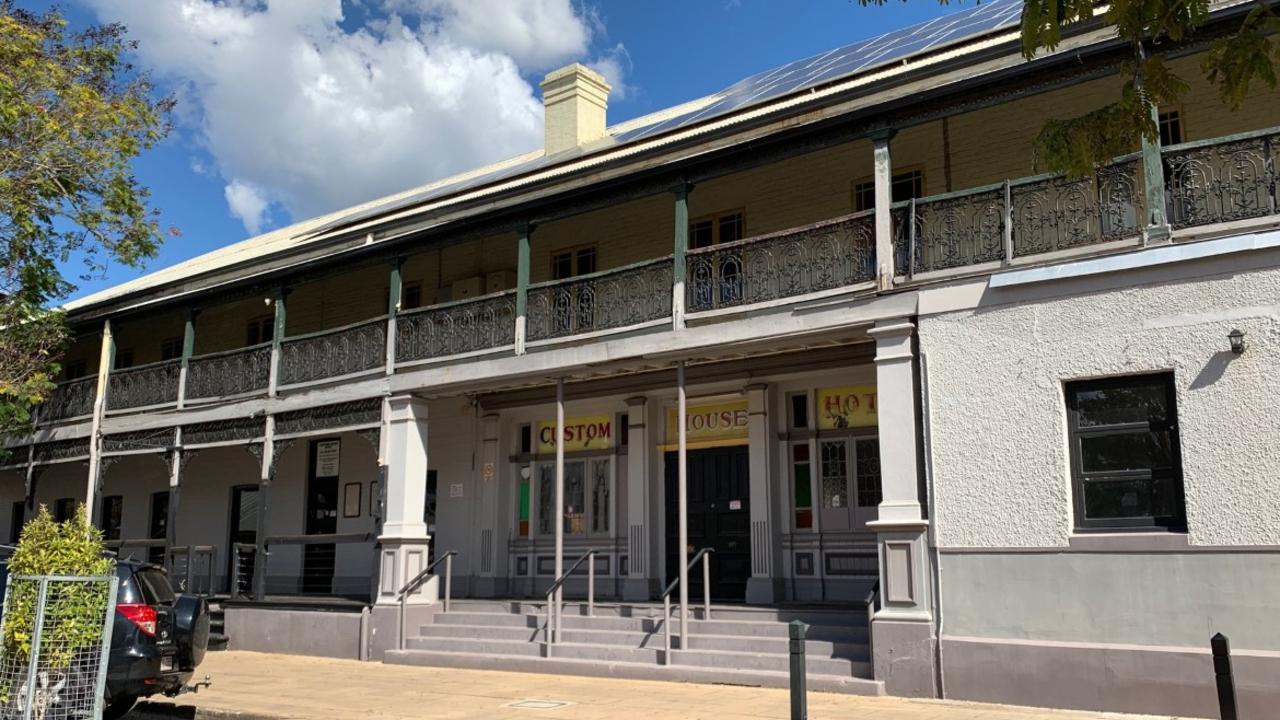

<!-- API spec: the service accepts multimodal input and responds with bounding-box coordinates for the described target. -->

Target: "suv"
[0,552,210,720]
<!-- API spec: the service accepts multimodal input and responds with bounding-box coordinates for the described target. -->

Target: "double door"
[664,445,751,602]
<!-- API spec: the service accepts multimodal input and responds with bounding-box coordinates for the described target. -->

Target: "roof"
[68,0,1026,313]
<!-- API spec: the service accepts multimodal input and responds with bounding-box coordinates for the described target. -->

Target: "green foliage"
[1,506,114,684]
[858,0,1278,177]
[0,2,173,441]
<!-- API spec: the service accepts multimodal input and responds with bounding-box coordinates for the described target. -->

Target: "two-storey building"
[5,0,1278,715]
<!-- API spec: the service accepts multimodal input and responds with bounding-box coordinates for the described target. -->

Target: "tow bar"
[167,675,212,697]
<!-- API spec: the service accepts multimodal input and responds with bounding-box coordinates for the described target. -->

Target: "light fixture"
[1228,328,1246,355]
[520,465,532,481]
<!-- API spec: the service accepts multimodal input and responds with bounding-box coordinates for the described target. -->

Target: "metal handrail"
[168,544,216,595]
[661,547,714,663]
[230,542,257,598]
[864,580,880,664]
[397,550,457,652]
[543,549,597,653]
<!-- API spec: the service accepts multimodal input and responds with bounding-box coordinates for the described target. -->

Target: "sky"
[24,0,961,302]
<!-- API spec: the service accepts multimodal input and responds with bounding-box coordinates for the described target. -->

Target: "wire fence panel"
[0,575,118,720]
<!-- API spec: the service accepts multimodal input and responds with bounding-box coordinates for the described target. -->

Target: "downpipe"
[917,350,947,699]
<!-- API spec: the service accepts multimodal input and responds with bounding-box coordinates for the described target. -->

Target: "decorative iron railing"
[107,359,181,411]
[1164,128,1279,229]
[527,258,673,341]
[186,343,273,400]
[894,186,1006,275]
[686,213,875,313]
[40,376,97,422]
[395,291,517,363]
[1011,159,1144,257]
[279,317,387,386]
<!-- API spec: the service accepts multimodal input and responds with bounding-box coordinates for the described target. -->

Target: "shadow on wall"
[1189,350,1236,390]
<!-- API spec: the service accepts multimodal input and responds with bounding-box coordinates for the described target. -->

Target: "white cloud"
[589,43,633,101]
[83,0,624,234]
[224,179,270,234]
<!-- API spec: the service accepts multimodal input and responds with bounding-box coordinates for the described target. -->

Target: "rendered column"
[870,128,897,290]
[745,383,778,604]
[866,317,936,698]
[376,394,436,606]
[623,397,651,600]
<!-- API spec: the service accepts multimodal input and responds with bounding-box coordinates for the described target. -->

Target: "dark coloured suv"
[0,552,210,720]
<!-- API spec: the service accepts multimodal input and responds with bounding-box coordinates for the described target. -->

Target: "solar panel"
[312,0,1023,235]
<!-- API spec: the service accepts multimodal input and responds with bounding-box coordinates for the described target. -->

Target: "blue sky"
[32,0,960,302]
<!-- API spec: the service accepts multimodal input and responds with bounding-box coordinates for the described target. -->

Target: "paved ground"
[131,651,1183,720]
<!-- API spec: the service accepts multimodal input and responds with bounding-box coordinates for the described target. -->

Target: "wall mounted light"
[1228,328,1247,355]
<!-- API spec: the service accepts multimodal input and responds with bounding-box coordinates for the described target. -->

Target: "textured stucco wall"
[920,262,1280,548]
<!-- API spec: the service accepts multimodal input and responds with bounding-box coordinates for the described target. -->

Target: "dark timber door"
[229,485,259,596]
[303,441,339,595]
[664,445,751,602]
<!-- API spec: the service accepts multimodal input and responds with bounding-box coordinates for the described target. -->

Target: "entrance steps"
[383,600,883,695]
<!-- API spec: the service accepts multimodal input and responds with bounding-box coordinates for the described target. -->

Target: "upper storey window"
[853,169,924,212]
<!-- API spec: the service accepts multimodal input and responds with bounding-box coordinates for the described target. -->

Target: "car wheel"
[103,694,137,720]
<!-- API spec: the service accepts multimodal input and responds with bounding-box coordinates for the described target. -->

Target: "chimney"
[540,63,611,156]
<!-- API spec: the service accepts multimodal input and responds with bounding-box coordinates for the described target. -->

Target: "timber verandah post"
[164,308,198,574]
[515,224,532,354]
[671,182,692,330]
[870,127,896,290]
[1141,101,1172,244]
[386,257,404,373]
[86,320,115,525]
[253,286,288,600]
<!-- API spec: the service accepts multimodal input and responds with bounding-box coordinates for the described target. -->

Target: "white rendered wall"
[920,261,1280,549]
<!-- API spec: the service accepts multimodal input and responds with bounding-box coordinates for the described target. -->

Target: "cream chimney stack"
[540,63,611,156]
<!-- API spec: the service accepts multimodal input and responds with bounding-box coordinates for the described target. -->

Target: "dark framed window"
[100,495,123,541]
[148,491,170,564]
[160,337,183,361]
[1065,373,1185,531]
[552,246,597,280]
[853,169,925,212]
[1158,109,1184,146]
[246,315,275,346]
[689,209,745,249]
[54,498,75,523]
[61,359,87,380]
[114,349,135,370]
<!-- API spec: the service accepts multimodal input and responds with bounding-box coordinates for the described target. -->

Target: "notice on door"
[315,439,341,477]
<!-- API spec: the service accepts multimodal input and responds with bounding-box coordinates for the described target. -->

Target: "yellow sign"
[665,400,750,444]
[536,415,615,453]
[816,385,878,429]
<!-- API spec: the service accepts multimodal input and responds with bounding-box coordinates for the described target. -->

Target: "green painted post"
[515,224,531,353]
[789,620,808,720]
[386,258,403,372]
[269,286,287,395]
[671,183,691,329]
[177,308,197,407]
[1141,102,1171,243]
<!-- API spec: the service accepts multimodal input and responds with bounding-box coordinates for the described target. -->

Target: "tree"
[860,0,1280,176]
[0,2,173,443]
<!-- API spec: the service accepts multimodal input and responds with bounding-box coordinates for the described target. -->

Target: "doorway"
[303,440,339,595]
[228,485,258,596]
[664,445,751,602]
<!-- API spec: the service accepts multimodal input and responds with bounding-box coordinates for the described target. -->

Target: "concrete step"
[404,636,543,657]
[384,649,884,696]
[450,600,868,625]
[416,623,541,643]
[672,648,869,678]
[689,618,866,642]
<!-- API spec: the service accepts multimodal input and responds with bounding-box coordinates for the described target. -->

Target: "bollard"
[1212,633,1238,720]
[789,620,808,720]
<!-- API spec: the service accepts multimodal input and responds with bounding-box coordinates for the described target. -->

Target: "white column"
[871,128,896,291]
[553,378,566,640]
[84,320,113,519]
[376,393,436,606]
[624,397,650,600]
[744,383,776,604]
[865,317,936,698]
[676,363,689,643]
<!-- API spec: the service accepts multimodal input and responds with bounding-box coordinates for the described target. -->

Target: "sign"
[664,400,750,444]
[449,483,464,498]
[482,462,495,481]
[536,415,615,453]
[729,500,742,510]
[816,385,878,429]
[315,439,341,477]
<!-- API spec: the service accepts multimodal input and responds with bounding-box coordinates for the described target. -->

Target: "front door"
[664,445,751,602]
[228,485,259,596]
[303,441,340,595]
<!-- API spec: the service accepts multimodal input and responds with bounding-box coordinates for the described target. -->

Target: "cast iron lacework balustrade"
[274,398,382,436]
[687,213,874,313]
[396,291,516,363]
[1164,128,1279,229]
[1011,159,1143,257]
[183,417,267,446]
[186,343,272,400]
[33,438,91,464]
[107,359,181,411]
[41,376,97,422]
[526,258,673,342]
[102,429,175,454]
[279,317,387,386]
[894,187,1005,275]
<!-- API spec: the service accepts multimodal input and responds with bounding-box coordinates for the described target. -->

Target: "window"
[61,359,87,380]
[54,498,75,523]
[246,315,275,346]
[519,424,532,454]
[689,210,745,249]
[386,281,423,312]
[160,337,183,361]
[537,458,611,537]
[114,349,135,369]
[1158,109,1183,147]
[518,466,531,537]
[853,169,925,212]
[148,491,169,564]
[855,438,882,507]
[788,392,809,430]
[100,495,123,541]
[1066,373,1185,531]
[820,440,848,510]
[552,246,597,280]
[792,444,813,530]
